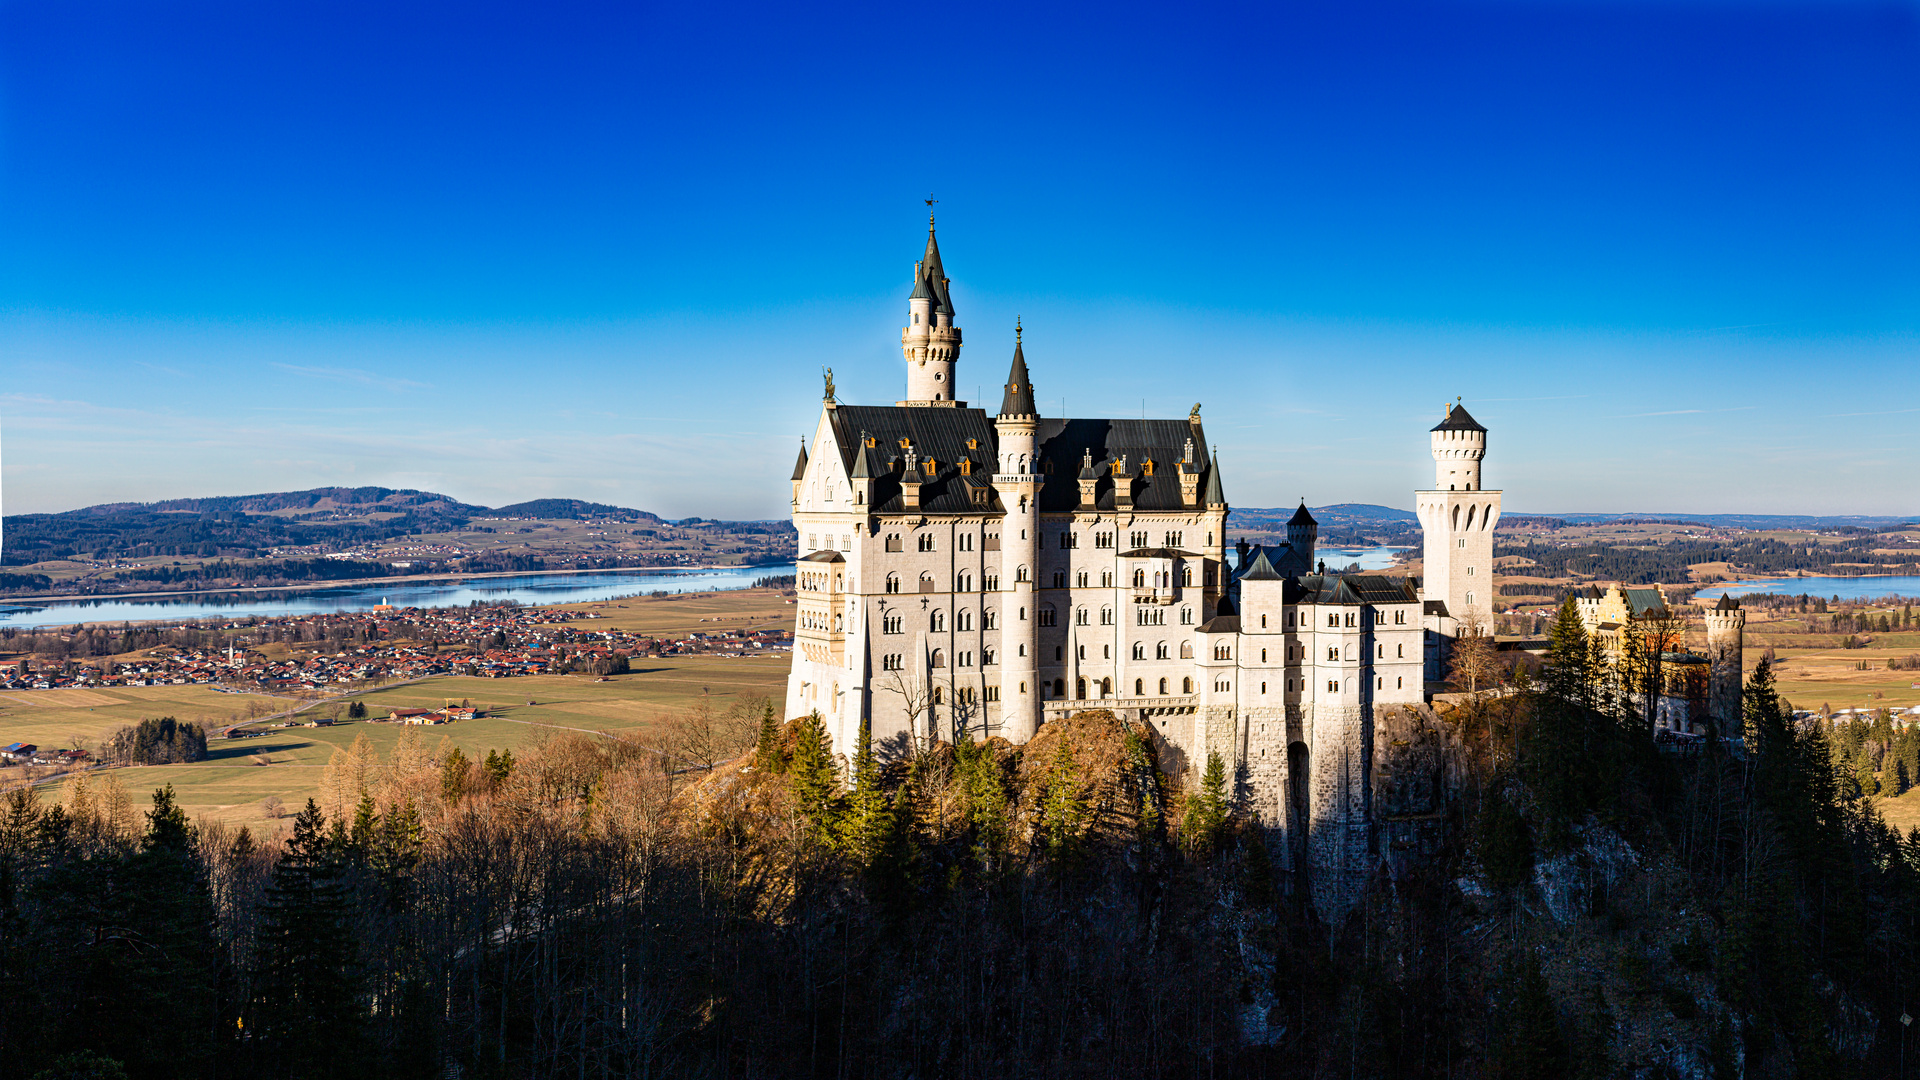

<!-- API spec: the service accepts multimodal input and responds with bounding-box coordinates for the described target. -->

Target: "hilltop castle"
[783,217,1720,921]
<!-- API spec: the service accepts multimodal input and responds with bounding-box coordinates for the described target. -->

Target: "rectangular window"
[985,686,1000,701]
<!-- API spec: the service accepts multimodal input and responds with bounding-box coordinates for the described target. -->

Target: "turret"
[900,215,964,406]
[1705,596,1746,738]
[1286,501,1317,567]
[790,437,808,507]
[992,326,1042,741]
[1430,401,1487,491]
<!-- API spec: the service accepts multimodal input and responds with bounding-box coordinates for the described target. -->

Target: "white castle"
[786,218,1507,918]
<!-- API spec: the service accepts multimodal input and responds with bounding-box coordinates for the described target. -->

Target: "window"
[1076,678,1087,699]
[957,610,973,631]
[1132,642,1145,660]
[1165,531,1183,547]
[1133,568,1146,588]
[984,609,998,630]
[1345,612,1357,627]
[1135,678,1144,695]
[1377,644,1383,659]
[1466,591,1475,605]
[885,533,903,552]
[1466,566,1474,577]
[882,654,903,671]
[1100,607,1113,625]
[807,534,816,550]
[1397,643,1404,658]
[1054,678,1066,696]
[1076,570,1089,587]
[1260,614,1267,629]
[1100,678,1112,697]
[1180,641,1194,659]
[1286,612,1294,628]
[1396,676,1403,689]
[1181,566,1192,586]
[984,572,999,591]
[1156,641,1169,659]
[1181,607,1193,625]
[1076,607,1089,626]
[1261,649,1267,662]
[930,610,945,632]
[1159,677,1168,694]
[885,573,900,594]
[1100,571,1114,588]
[1052,572,1067,588]
[1327,647,1338,661]
[984,648,997,665]
[1328,614,1338,627]
[1131,531,1148,547]
[1261,682,1267,695]
[1328,680,1338,692]
[1059,532,1076,548]
[1458,538,1466,548]
[841,535,851,551]
[883,614,903,634]
[1214,644,1233,660]
[986,686,1001,702]
[1395,610,1405,624]
[1183,677,1193,693]
[960,533,974,551]
[1077,645,1086,659]
[1095,532,1113,548]
[1016,565,1029,582]
[1054,647,1063,661]
[957,571,972,593]
[959,651,973,668]
[1377,677,1383,690]
[919,573,936,594]
[1204,564,1217,586]
[1039,605,1057,627]
[930,649,946,669]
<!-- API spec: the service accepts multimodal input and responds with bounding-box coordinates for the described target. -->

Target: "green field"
[0,684,291,749]
[3,650,789,829]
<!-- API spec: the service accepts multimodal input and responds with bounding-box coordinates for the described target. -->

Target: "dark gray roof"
[1289,502,1316,526]
[999,340,1036,417]
[909,271,935,301]
[1296,574,1420,605]
[1201,448,1225,506]
[801,550,845,562]
[1424,600,1449,617]
[827,405,1002,516]
[922,227,954,315]
[1238,548,1283,581]
[1119,547,1200,559]
[1199,615,1241,633]
[1714,594,1741,611]
[1035,418,1216,513]
[1431,404,1486,433]
[791,441,809,481]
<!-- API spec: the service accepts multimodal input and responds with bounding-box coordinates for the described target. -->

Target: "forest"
[1,599,1917,1078]
[1498,534,1920,584]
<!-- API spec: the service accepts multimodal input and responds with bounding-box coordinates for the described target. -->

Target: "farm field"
[8,649,788,830]
[0,684,290,750]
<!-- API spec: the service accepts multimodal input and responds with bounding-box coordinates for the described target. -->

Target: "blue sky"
[2,0,1915,519]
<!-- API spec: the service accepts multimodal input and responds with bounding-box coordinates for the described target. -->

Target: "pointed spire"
[851,432,872,479]
[1289,501,1316,526]
[998,321,1036,418]
[1202,448,1226,506]
[791,437,808,481]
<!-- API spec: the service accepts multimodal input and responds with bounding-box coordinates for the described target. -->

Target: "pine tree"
[441,746,469,805]
[258,800,364,1071]
[954,733,1009,873]
[753,701,787,773]
[1181,751,1228,854]
[1038,736,1089,868]
[787,710,840,843]
[843,712,889,863]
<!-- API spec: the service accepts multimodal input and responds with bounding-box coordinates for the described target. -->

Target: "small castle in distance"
[783,215,1744,921]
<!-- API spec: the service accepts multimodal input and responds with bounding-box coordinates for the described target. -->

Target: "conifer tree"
[753,700,787,773]
[1038,736,1089,869]
[787,710,840,842]
[259,800,364,1071]
[843,712,889,863]
[1181,751,1228,854]
[954,733,1009,873]
[441,746,470,805]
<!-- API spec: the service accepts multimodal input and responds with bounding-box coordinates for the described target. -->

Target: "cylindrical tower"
[900,216,964,405]
[993,329,1042,740]
[1287,502,1318,566]
[1706,596,1746,737]
[1430,402,1487,491]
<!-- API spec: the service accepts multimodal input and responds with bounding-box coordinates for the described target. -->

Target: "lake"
[0,564,799,630]
[0,543,1417,631]
[1696,576,1920,602]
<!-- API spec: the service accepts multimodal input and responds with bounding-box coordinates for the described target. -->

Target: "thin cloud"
[271,363,427,392]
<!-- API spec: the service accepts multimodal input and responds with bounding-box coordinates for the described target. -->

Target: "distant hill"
[485,499,662,522]
[1536,513,1919,530]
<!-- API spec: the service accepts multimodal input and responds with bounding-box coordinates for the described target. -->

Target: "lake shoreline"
[0,562,782,605]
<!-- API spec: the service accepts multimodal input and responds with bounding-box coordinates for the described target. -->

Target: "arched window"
[1076,607,1089,626]
[1156,641,1169,659]
[1076,678,1087,700]
[1181,565,1192,586]
[1133,568,1145,588]
[919,573,936,594]
[1038,604,1056,627]
[1134,678,1144,696]
[1261,649,1267,662]
[918,533,936,552]
[930,649,946,669]
[1099,606,1113,625]
[1055,678,1066,697]
[1260,614,1267,628]
[1158,677,1168,695]
[957,609,973,631]
[885,573,900,594]
[930,610,945,632]
[1182,676,1193,694]
[1180,641,1193,659]
[1100,678,1112,698]
[1132,643,1145,660]
[1016,565,1030,582]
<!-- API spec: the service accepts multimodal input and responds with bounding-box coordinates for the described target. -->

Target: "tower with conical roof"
[1705,595,1745,737]
[899,214,964,406]
[1287,502,1318,567]
[1415,401,1502,659]
[993,324,1042,739]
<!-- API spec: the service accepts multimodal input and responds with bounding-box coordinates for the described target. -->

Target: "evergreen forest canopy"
[1500,533,1920,583]
[2,597,1918,1078]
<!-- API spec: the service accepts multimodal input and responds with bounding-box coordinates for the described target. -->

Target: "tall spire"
[998,320,1036,417]
[1202,448,1226,507]
[899,208,963,406]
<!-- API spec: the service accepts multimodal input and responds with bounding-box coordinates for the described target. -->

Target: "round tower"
[1430,402,1487,491]
[1287,501,1318,566]
[993,326,1042,740]
[1705,595,1746,737]
[900,215,964,406]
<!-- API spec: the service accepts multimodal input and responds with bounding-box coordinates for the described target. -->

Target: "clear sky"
[2,1,1915,520]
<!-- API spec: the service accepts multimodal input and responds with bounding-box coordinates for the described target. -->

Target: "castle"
[783,217,1725,921]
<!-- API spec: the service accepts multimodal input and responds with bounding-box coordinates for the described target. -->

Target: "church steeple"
[899,210,964,407]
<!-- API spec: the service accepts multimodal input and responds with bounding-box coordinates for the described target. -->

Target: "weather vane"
[1015,316,1022,344]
